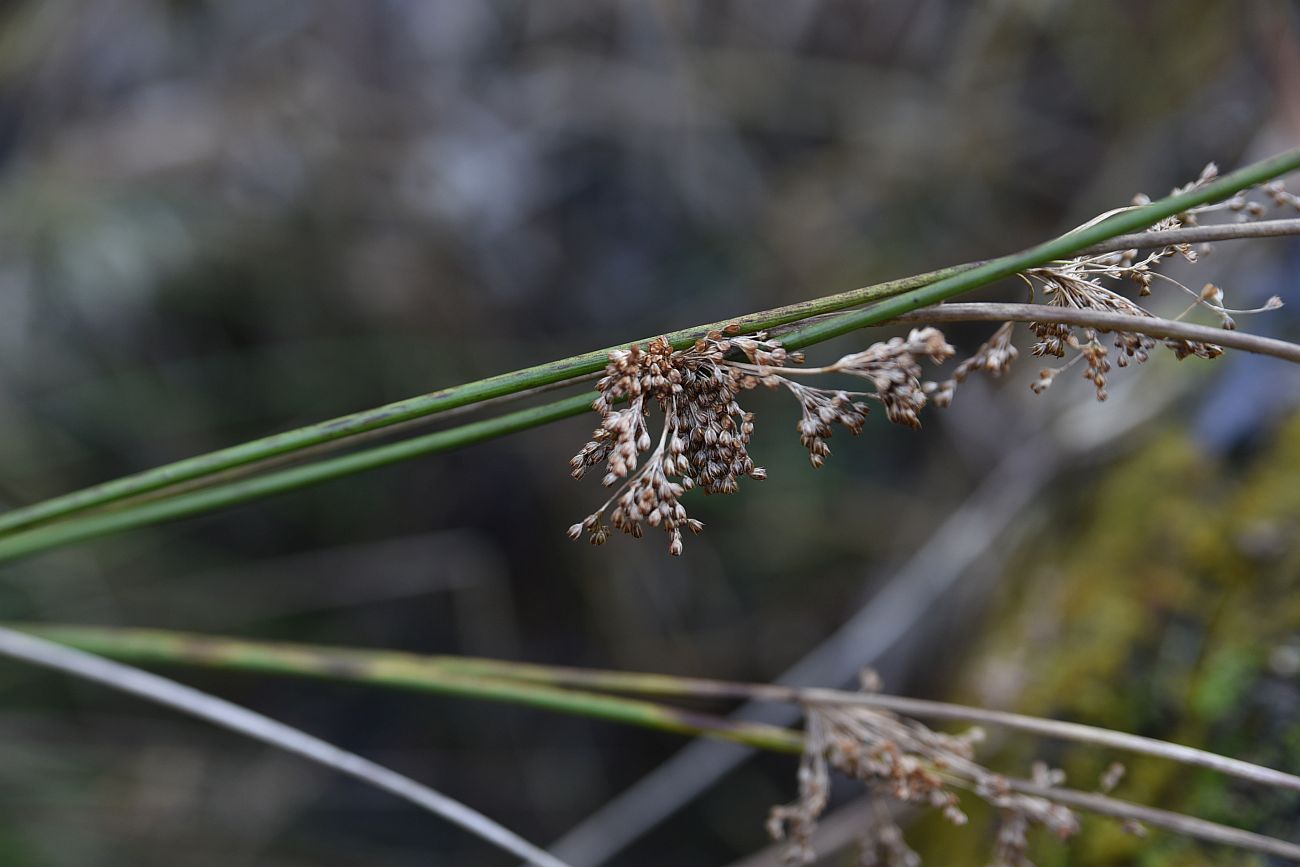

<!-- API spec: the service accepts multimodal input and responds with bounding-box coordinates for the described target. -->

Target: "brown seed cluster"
[1022,252,1223,401]
[928,322,1019,407]
[1017,162,1298,401]
[825,328,955,429]
[569,326,956,554]
[568,168,1291,553]
[769,682,1081,867]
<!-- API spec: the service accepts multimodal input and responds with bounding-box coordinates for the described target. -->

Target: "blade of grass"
[10,623,803,753]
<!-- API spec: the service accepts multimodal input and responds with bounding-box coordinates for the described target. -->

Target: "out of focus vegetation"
[0,2,1298,866]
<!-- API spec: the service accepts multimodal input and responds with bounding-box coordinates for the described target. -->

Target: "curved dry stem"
[894,302,1300,363]
[21,624,1300,796]
[1078,217,1300,254]
[0,626,571,867]
[1002,778,1300,862]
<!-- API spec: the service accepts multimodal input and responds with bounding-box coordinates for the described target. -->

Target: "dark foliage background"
[1,3,1298,865]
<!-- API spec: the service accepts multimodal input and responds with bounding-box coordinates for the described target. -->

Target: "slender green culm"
[24,625,1300,862]
[1,148,1298,564]
[0,267,966,537]
[15,624,803,754]
[24,624,1300,793]
[0,393,596,564]
[778,147,1300,349]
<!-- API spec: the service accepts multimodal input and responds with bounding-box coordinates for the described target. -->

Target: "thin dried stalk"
[895,303,1300,364]
[1078,216,1300,253]
[0,627,572,867]
[20,623,1300,862]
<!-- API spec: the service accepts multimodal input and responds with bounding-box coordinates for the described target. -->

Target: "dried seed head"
[771,698,1079,867]
[568,326,964,552]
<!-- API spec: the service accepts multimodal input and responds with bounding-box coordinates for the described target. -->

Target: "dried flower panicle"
[568,162,1290,551]
[827,328,955,429]
[857,799,921,867]
[1018,163,1294,401]
[768,684,1080,867]
[569,326,956,554]
[1098,761,1126,793]
[928,322,1020,407]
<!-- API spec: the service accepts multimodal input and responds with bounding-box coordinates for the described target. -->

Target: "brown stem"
[1078,217,1300,254]
[894,303,1300,363]
[1003,778,1300,862]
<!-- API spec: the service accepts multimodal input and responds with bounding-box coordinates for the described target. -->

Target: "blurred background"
[1,2,1299,865]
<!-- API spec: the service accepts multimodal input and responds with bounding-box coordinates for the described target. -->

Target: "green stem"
[0,267,965,537]
[13,624,803,754]
[0,393,596,564]
[778,148,1300,348]
[2,148,1298,563]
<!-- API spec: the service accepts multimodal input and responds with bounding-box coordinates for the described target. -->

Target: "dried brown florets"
[570,165,1289,552]
[569,327,957,554]
[769,678,1081,867]
[1020,245,1224,400]
[1017,162,1297,401]
[928,322,1020,407]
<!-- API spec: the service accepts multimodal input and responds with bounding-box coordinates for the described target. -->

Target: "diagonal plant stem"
[2,153,1299,540]
[0,394,597,564]
[6,623,806,752]
[0,626,574,867]
[3,297,1298,568]
[22,625,1300,794]
[1076,216,1300,254]
[9,218,1298,540]
[893,303,1300,362]
[0,148,1298,562]
[0,265,964,537]
[19,624,1300,862]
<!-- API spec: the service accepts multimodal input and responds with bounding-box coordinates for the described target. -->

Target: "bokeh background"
[1,2,1299,865]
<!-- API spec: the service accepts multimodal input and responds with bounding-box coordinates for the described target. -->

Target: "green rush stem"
[776,148,1300,348]
[1,147,1298,562]
[24,626,1300,793]
[0,393,596,564]
[12,624,804,755]
[0,266,968,537]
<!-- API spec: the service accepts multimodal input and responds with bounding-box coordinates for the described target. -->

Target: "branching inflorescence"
[566,166,1295,554]
[1021,163,1289,400]
[769,674,1128,867]
[568,327,956,554]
